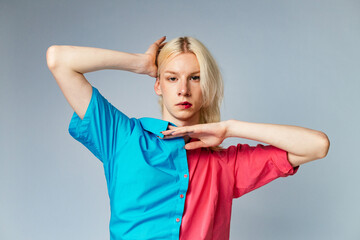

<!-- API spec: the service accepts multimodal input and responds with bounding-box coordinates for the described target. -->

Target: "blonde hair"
[156,36,224,124]
[156,36,224,151]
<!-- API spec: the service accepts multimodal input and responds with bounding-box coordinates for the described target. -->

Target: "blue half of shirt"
[68,86,189,240]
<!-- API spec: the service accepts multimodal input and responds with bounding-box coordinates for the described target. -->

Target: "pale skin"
[46,36,330,168]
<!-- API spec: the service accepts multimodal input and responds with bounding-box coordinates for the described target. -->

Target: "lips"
[176,101,192,109]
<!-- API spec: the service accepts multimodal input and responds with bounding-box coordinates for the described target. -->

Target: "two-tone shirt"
[68,86,298,240]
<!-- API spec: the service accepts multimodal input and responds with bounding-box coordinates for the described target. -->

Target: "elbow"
[316,132,330,159]
[46,45,63,70]
[46,45,58,70]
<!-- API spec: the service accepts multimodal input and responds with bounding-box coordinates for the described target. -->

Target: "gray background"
[1,0,359,239]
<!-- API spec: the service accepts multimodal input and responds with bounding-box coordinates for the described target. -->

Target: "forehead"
[162,53,200,74]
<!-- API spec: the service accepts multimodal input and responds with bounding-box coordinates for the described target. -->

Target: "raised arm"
[222,120,330,167]
[46,36,166,120]
[161,120,330,167]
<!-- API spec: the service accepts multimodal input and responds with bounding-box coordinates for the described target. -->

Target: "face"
[154,53,203,126]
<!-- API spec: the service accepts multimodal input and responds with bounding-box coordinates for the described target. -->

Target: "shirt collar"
[139,117,177,138]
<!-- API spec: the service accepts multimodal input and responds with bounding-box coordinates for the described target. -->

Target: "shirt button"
[180,194,184,198]
[184,174,188,178]
[176,218,180,222]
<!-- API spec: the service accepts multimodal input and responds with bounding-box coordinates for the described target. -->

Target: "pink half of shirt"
[179,141,299,240]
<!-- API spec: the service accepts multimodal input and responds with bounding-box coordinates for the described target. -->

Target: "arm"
[46,36,166,119]
[223,120,330,167]
[161,120,330,167]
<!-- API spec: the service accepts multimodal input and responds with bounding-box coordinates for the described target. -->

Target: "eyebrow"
[164,71,200,74]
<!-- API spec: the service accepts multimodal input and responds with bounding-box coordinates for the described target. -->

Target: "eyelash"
[167,76,200,81]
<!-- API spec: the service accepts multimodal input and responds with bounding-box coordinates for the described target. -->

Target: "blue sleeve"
[68,86,134,164]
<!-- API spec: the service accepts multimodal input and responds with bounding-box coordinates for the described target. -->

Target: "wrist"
[136,53,157,77]
[126,53,146,74]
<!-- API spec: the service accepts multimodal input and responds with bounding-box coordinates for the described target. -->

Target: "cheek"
[160,82,177,96]
[194,86,203,100]
[159,84,172,103]
[160,87,169,98]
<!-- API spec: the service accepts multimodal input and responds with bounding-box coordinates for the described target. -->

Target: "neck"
[162,113,200,127]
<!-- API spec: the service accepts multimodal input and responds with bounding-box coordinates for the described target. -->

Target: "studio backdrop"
[1,0,359,239]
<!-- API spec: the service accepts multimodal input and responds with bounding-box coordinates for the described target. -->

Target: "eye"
[191,76,200,81]
[167,77,177,81]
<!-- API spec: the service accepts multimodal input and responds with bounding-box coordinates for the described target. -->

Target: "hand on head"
[143,36,167,78]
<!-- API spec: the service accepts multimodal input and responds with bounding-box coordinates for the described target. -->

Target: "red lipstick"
[176,101,192,109]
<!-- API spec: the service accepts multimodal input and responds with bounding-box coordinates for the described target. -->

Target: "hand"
[141,36,167,78]
[161,122,228,150]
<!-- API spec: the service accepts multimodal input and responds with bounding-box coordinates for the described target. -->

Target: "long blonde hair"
[156,36,224,125]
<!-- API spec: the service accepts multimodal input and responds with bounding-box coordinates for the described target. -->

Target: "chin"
[173,113,199,122]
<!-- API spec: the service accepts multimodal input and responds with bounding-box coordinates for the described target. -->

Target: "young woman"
[47,36,330,240]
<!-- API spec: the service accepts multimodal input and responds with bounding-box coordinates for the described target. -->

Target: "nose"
[178,79,191,96]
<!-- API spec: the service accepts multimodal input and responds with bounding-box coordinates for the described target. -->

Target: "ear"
[154,77,162,96]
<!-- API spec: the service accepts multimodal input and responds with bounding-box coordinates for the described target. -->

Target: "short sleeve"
[68,86,134,163]
[232,143,299,198]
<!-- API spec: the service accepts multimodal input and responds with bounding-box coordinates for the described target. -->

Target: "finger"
[145,36,166,55]
[170,127,196,136]
[153,36,166,50]
[161,132,189,138]
[155,36,166,45]
[159,42,167,49]
[167,125,177,130]
[161,126,186,135]
[162,131,189,138]
[184,141,206,150]
[161,134,181,140]
[161,129,177,135]
[172,131,194,136]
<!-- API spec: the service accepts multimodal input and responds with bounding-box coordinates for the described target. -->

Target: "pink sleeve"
[232,143,299,198]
